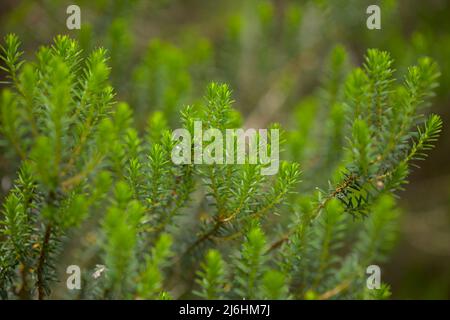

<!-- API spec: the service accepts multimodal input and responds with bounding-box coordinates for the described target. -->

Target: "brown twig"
[37,223,52,300]
[267,173,359,252]
[17,263,30,299]
[317,280,351,300]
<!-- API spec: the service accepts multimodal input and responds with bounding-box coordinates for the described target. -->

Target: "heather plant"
[0,34,442,300]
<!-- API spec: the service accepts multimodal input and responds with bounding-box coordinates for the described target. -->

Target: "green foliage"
[260,270,289,300]
[0,34,23,85]
[101,182,144,298]
[0,34,442,300]
[277,46,442,299]
[195,249,227,299]
[234,226,268,299]
[132,40,192,126]
[136,233,173,299]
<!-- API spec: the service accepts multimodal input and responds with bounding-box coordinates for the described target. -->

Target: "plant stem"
[37,223,52,300]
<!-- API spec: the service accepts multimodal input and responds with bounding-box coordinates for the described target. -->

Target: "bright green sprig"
[195,249,227,299]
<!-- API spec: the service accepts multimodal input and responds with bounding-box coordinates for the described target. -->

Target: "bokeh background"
[0,0,449,299]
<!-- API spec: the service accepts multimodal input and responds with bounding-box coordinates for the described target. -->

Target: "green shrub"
[0,34,442,299]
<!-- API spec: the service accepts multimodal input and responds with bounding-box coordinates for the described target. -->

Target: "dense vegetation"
[0,31,442,299]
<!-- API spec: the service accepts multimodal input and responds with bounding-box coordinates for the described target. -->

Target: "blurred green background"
[0,0,449,299]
